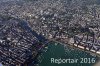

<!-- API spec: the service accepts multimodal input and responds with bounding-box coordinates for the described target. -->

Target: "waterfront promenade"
[48,35,100,57]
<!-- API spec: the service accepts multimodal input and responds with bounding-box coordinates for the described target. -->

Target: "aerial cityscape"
[0,0,100,66]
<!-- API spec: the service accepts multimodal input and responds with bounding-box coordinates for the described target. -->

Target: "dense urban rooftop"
[0,0,100,66]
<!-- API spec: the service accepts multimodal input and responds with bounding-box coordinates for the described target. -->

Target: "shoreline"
[49,38,100,57]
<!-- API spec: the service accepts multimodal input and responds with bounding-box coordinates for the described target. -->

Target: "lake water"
[38,41,98,66]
